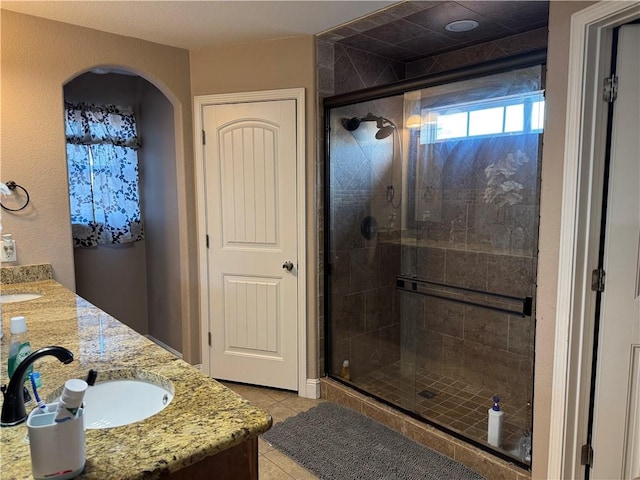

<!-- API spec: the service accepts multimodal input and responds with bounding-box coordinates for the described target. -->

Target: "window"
[419,91,545,144]
[65,102,144,247]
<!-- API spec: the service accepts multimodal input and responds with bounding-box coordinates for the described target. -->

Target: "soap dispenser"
[487,395,504,447]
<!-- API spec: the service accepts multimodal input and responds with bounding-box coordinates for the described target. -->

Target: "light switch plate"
[1,238,17,262]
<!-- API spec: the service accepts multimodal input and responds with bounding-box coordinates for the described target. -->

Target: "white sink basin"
[0,293,42,303]
[53,371,174,429]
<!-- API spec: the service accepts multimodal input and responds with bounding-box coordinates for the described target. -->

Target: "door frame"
[193,88,308,396]
[548,2,640,478]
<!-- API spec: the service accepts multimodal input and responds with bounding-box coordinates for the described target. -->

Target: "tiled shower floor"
[353,361,532,463]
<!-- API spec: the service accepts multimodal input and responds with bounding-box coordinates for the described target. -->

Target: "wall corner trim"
[303,378,321,399]
[548,2,640,479]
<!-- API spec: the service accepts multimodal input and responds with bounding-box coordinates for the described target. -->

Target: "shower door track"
[396,275,533,317]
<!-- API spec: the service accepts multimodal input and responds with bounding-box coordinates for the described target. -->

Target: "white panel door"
[591,24,640,479]
[203,99,298,390]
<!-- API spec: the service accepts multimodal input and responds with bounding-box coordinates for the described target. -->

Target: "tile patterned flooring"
[222,367,532,479]
[219,381,323,480]
[353,362,532,462]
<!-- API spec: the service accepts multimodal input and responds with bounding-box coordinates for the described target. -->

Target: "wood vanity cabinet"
[166,438,258,480]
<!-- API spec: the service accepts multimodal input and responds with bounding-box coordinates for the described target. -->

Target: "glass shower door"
[326,64,543,466]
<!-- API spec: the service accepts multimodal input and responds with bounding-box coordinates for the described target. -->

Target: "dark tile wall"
[405,27,548,79]
[402,132,540,406]
[327,99,405,378]
[316,7,548,385]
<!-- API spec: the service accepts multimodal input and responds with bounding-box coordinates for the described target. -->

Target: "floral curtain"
[65,102,144,247]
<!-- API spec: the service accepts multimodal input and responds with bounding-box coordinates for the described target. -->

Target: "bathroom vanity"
[0,275,272,479]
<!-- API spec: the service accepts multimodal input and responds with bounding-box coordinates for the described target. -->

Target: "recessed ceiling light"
[444,20,479,32]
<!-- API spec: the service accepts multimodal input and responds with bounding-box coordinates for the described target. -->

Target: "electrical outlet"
[1,234,17,262]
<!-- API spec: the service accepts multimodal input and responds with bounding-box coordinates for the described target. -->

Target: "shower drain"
[418,389,438,399]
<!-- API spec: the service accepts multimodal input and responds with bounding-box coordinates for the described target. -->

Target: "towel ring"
[1,181,30,212]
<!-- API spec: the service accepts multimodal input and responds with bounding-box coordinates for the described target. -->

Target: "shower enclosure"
[324,55,544,467]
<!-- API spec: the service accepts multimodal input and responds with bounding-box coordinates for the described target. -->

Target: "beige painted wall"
[190,36,318,378]
[533,2,596,478]
[0,10,198,361]
[64,73,150,336]
[138,81,183,352]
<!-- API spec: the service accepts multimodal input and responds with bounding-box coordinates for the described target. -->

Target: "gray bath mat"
[262,402,485,480]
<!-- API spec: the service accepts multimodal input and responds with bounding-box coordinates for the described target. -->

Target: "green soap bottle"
[7,316,32,379]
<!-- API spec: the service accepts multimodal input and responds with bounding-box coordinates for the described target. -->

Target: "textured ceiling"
[1,1,397,50]
[321,1,549,62]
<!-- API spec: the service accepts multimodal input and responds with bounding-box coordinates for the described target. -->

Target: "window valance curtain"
[65,102,144,247]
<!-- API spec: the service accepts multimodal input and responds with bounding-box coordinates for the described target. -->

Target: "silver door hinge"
[202,130,206,145]
[208,332,212,346]
[603,75,618,102]
[581,443,593,466]
[592,268,606,292]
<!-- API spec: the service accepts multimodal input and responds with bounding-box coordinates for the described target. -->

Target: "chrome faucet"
[1,346,74,427]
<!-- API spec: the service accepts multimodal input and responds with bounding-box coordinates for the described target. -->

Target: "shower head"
[343,113,396,139]
[343,117,362,131]
[375,124,395,139]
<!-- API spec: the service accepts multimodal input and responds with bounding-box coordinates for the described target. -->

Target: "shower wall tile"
[334,45,369,94]
[485,253,535,298]
[508,316,534,356]
[404,417,456,458]
[442,335,465,380]
[444,250,488,291]
[379,323,401,365]
[362,399,406,433]
[316,39,334,69]
[417,328,443,372]
[365,286,395,331]
[350,247,382,292]
[405,27,548,79]
[333,44,405,95]
[401,245,418,277]
[461,340,486,386]
[484,347,530,405]
[317,65,334,99]
[331,292,366,338]
[494,26,548,57]
[463,306,509,350]
[378,242,401,287]
[454,445,516,480]
[423,296,464,338]
[332,203,366,251]
[401,291,425,328]
[329,250,350,293]
[416,246,446,282]
[351,330,383,377]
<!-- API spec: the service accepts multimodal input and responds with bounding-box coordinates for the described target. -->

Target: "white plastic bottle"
[487,395,504,448]
[55,379,88,423]
[7,316,32,378]
[341,360,351,381]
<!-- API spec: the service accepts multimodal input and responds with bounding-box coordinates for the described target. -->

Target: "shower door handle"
[282,261,294,272]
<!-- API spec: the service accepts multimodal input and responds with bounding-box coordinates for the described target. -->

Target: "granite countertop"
[0,279,272,479]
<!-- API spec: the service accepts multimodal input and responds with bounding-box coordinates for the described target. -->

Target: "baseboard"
[145,334,183,359]
[302,378,320,399]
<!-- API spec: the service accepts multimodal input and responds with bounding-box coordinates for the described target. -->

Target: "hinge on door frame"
[603,75,618,102]
[206,234,209,249]
[592,268,606,292]
[208,332,212,346]
[202,130,206,145]
[581,443,594,467]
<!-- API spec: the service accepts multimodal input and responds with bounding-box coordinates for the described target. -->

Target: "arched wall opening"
[63,66,183,356]
[1,10,197,363]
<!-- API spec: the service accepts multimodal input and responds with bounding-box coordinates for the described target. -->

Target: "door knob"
[282,261,294,272]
